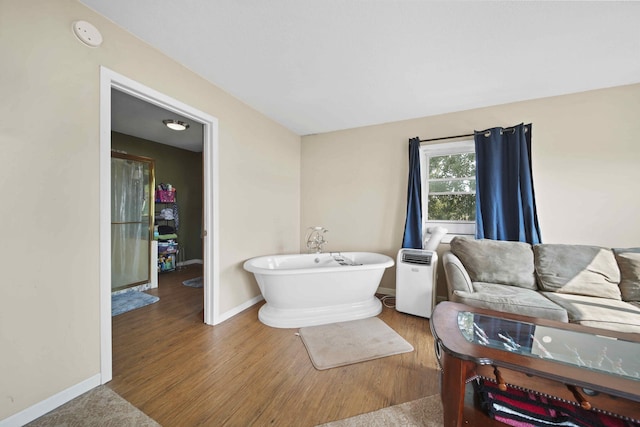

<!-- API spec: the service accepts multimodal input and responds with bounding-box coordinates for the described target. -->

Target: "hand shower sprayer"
[306,226,328,253]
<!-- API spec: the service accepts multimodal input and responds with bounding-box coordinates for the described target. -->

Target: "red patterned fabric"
[474,378,639,427]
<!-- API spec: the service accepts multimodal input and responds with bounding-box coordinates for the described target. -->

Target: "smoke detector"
[72,20,103,48]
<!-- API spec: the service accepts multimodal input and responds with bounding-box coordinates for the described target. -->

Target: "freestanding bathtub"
[243,252,394,328]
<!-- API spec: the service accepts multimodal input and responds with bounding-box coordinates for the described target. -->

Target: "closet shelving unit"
[155,188,178,273]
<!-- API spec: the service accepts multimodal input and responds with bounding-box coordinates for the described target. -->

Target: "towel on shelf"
[160,208,174,220]
[158,225,175,235]
[157,233,178,240]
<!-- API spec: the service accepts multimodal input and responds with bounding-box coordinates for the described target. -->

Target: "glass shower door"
[111,152,155,291]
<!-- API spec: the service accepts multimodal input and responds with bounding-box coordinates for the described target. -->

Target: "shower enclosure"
[111,152,155,291]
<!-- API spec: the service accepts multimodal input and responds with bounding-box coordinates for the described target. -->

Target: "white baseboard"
[177,258,203,267]
[0,374,100,427]
[217,294,264,324]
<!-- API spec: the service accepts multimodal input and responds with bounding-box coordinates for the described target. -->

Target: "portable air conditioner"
[396,249,438,318]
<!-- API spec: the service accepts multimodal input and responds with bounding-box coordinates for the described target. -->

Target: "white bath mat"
[298,317,414,370]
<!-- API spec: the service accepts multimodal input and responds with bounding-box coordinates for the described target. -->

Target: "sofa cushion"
[613,247,640,302]
[534,244,621,300]
[542,292,640,334]
[450,237,536,290]
[451,283,568,322]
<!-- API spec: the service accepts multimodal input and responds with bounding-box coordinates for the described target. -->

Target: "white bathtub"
[243,252,394,328]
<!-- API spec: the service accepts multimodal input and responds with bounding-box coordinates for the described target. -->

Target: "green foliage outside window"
[427,153,476,221]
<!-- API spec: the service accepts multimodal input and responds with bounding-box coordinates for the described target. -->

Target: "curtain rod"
[419,124,528,143]
[419,133,474,143]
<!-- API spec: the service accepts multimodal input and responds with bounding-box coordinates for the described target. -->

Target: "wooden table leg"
[440,351,473,427]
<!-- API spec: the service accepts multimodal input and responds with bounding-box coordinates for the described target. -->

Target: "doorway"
[99,67,220,384]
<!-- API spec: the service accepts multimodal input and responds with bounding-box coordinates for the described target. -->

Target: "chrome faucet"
[306,226,328,253]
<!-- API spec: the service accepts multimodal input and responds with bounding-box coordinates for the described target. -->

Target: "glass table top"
[457,311,640,381]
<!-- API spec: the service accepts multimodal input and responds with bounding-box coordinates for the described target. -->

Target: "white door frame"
[99,67,220,383]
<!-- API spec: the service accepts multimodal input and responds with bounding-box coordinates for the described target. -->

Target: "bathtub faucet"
[306,226,328,253]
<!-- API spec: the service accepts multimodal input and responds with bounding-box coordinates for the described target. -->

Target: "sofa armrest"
[443,251,474,299]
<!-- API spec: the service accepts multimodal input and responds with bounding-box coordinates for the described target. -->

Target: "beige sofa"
[442,237,640,334]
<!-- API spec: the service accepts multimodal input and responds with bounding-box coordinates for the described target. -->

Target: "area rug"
[317,393,443,427]
[26,385,160,427]
[299,317,414,370]
[182,276,203,288]
[111,291,159,316]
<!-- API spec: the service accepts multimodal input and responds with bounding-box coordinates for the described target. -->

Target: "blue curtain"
[402,137,423,249]
[475,123,542,244]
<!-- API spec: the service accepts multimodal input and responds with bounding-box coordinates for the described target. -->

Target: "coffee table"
[431,301,640,427]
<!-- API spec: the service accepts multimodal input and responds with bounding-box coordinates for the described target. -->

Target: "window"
[420,140,476,238]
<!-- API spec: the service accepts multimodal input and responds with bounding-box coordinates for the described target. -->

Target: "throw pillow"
[449,237,536,289]
[613,248,640,302]
[534,244,621,300]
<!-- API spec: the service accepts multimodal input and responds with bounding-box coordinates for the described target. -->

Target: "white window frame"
[420,140,476,243]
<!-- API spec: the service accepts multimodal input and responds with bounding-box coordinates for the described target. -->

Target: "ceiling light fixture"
[163,119,190,131]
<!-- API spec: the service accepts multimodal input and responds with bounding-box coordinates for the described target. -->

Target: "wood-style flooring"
[109,264,488,426]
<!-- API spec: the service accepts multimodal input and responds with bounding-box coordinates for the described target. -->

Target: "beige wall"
[301,83,640,297]
[0,0,300,419]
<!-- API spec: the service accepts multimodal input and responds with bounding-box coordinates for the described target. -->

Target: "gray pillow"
[534,244,621,300]
[449,237,536,289]
[613,248,640,302]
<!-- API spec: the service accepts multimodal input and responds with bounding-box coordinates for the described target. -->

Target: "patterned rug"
[317,394,443,426]
[474,378,639,427]
[111,291,159,316]
[25,386,160,426]
[182,276,203,288]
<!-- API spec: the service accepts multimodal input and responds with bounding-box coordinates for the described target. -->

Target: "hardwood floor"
[110,265,449,426]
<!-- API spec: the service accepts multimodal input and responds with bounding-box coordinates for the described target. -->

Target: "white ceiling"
[86,1,640,138]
